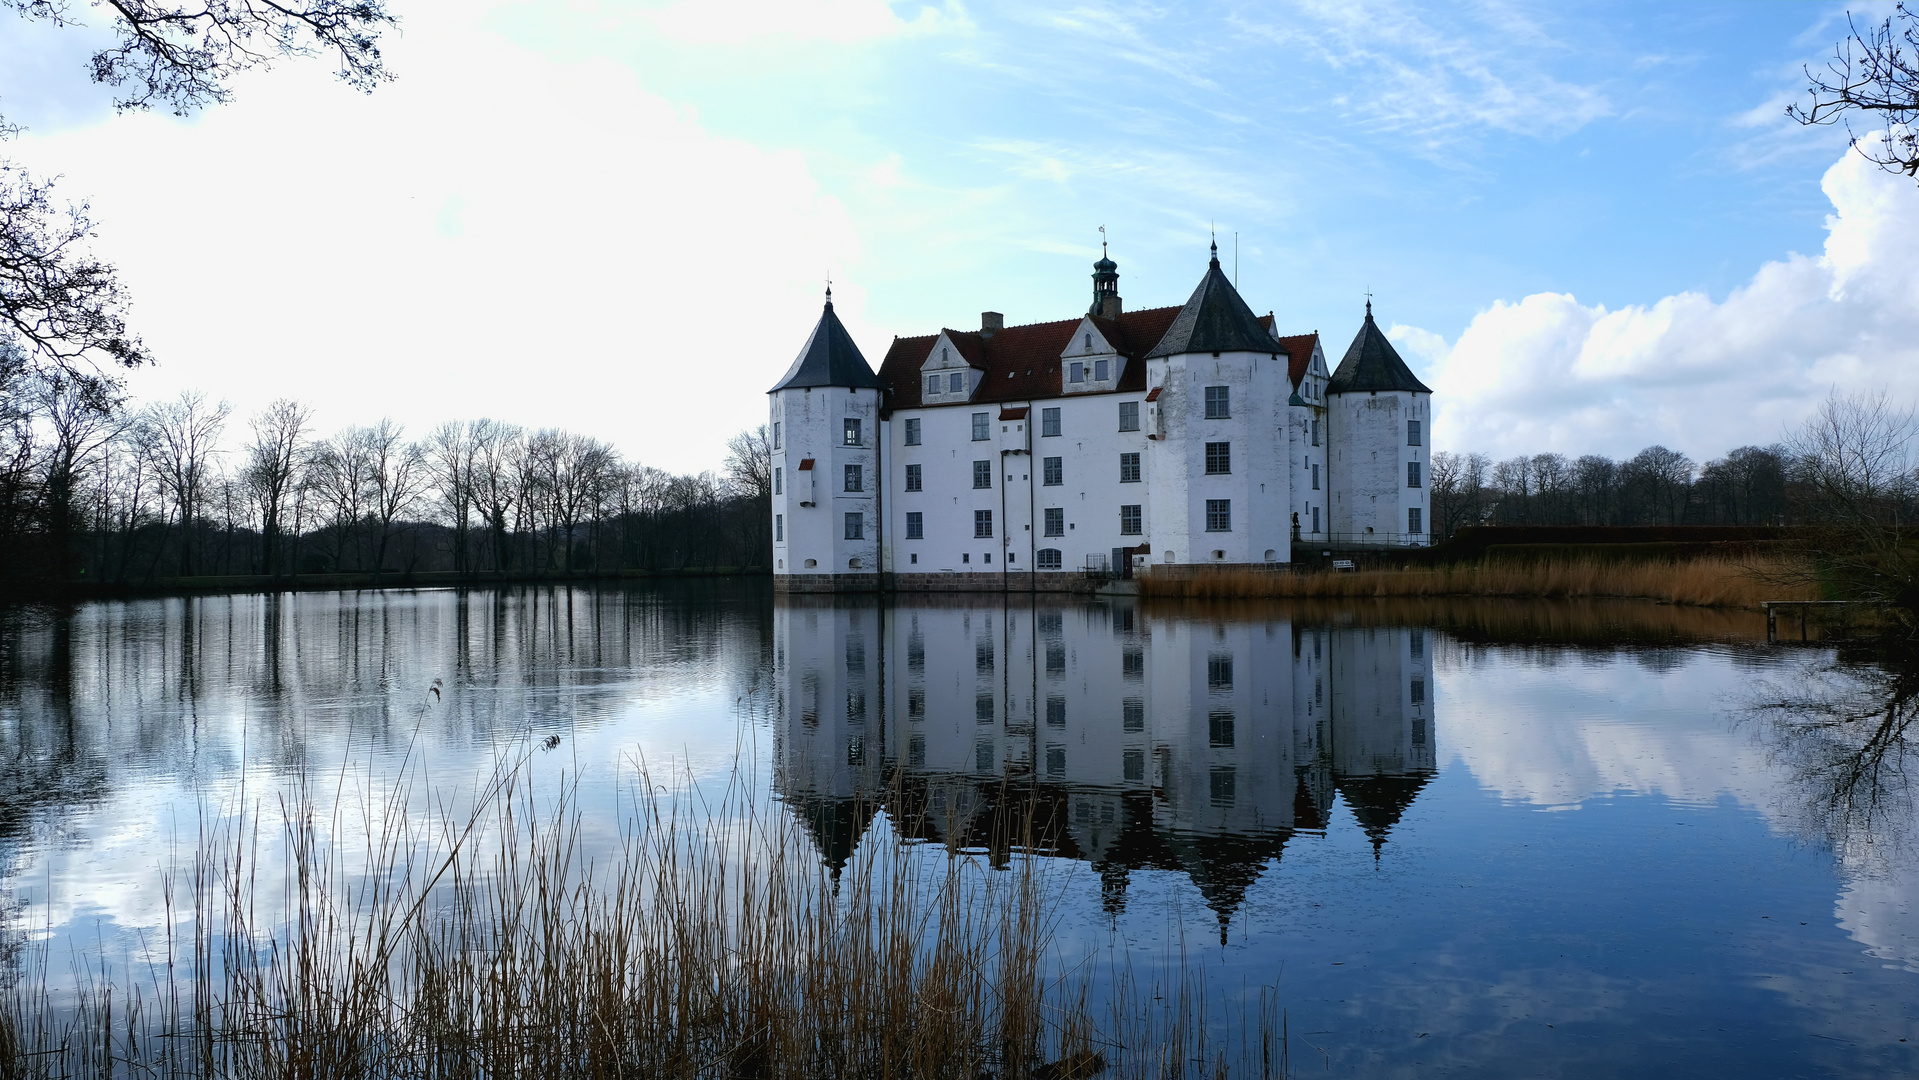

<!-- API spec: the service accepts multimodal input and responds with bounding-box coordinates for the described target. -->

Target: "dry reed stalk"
[1139,556,1821,608]
[0,746,1292,1080]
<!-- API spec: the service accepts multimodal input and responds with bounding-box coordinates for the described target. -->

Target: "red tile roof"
[1276,333,1320,389]
[998,406,1029,421]
[878,306,1185,412]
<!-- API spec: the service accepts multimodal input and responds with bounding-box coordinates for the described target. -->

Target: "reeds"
[0,745,1288,1080]
[1139,555,1821,608]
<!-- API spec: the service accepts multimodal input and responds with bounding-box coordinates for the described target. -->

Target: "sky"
[2,0,1916,473]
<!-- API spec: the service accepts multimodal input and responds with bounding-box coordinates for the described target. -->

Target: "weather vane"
[1099,224,1106,257]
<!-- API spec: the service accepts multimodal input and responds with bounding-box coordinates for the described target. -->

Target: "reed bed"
[1140,555,1820,608]
[0,747,1288,1080]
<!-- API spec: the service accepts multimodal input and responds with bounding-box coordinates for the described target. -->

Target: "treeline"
[1428,443,1806,538]
[0,376,773,590]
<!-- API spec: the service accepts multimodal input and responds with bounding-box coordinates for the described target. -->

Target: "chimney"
[981,311,1004,338]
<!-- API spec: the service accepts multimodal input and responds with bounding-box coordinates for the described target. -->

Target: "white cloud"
[11,3,871,473]
[639,0,952,44]
[1411,148,1919,462]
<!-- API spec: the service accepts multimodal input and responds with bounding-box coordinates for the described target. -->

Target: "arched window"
[1037,548,1063,570]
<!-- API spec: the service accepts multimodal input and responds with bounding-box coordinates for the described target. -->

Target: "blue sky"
[3,0,1913,471]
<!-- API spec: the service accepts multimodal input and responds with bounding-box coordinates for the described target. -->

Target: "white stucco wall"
[1327,389,1430,546]
[770,385,882,576]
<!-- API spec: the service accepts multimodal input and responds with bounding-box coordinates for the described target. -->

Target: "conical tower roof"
[1145,243,1274,358]
[769,289,886,393]
[1335,772,1434,859]
[1327,302,1431,394]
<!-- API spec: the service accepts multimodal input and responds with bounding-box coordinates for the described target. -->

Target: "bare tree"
[143,390,229,575]
[308,425,371,571]
[241,398,311,576]
[1,1,396,384]
[1791,4,1919,184]
[1784,391,1919,619]
[724,425,773,501]
[361,417,421,576]
[423,420,479,574]
[471,420,523,574]
[27,372,126,579]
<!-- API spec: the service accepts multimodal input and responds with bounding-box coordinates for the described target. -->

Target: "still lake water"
[1,583,1915,1076]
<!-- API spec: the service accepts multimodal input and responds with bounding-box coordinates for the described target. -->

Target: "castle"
[769,244,1432,591]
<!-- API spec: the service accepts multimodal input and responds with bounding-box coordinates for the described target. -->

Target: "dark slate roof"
[875,305,1182,411]
[1336,772,1435,857]
[1327,305,1432,395]
[1144,250,1277,358]
[769,296,886,393]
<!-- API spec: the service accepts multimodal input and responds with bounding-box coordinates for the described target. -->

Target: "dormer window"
[1070,362,1085,383]
[1083,333,1092,351]
[926,374,939,396]
[1094,359,1109,381]
[942,347,949,362]
[948,372,964,393]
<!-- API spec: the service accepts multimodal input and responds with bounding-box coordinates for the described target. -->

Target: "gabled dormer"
[1282,333,1330,407]
[1058,316,1125,394]
[918,330,983,404]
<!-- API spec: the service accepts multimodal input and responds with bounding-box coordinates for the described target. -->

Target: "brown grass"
[1139,555,1821,608]
[0,749,1286,1080]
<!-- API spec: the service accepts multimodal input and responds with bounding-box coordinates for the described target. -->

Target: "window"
[1204,385,1230,419]
[909,734,926,768]
[904,418,921,445]
[1046,745,1065,776]
[1407,461,1422,488]
[973,460,992,489]
[1119,504,1142,535]
[1209,767,1236,806]
[1036,548,1062,570]
[1413,718,1427,745]
[847,735,864,763]
[906,511,924,539]
[1043,456,1063,486]
[1411,678,1426,705]
[974,509,993,538]
[948,371,964,393]
[1122,647,1143,680]
[1044,508,1064,537]
[772,421,781,449]
[976,695,994,722]
[1311,463,1320,490]
[843,418,861,446]
[1205,442,1231,475]
[1046,642,1065,674]
[976,638,994,674]
[1408,507,1423,535]
[775,513,783,541]
[1046,696,1066,726]
[1122,699,1144,732]
[1310,418,1319,446]
[975,739,993,771]
[1094,359,1109,381]
[1042,407,1061,437]
[844,464,862,492]
[1069,362,1085,383]
[1206,499,1231,532]
[1312,506,1320,533]
[1119,452,1141,483]
[1208,655,1233,691]
[1409,629,1424,659]
[1208,710,1235,748]
[844,512,863,540]
[908,634,924,670]
[904,463,922,492]
[1118,401,1139,431]
[1408,419,1422,446]
[1084,333,1092,350]
[926,374,941,396]
[774,468,781,495]
[972,412,990,441]
[1123,749,1145,781]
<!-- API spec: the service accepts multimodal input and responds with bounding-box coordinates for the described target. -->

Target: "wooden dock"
[1763,600,1867,643]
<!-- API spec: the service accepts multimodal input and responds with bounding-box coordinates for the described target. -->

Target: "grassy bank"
[0,751,1284,1080]
[1140,555,1821,608]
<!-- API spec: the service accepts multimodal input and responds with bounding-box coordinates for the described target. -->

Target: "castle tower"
[1326,301,1432,546]
[1141,242,1292,568]
[770,288,887,591]
[1091,242,1122,318]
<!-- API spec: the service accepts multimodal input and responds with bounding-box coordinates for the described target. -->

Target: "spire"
[1327,297,1432,395]
[1144,247,1272,357]
[825,279,834,309]
[769,289,886,393]
[1209,230,1219,268]
[1090,227,1121,317]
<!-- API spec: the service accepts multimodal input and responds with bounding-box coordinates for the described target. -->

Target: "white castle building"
[768,245,1432,591]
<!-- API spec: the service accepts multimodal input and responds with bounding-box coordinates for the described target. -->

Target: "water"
[1,584,1915,1076]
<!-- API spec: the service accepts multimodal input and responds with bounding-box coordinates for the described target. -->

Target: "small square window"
[948,371,964,393]
[843,463,862,492]
[1119,452,1141,483]
[974,509,993,538]
[1094,359,1108,381]
[1123,748,1145,782]
[926,374,941,396]
[906,511,923,539]
[1046,745,1066,776]
[1209,767,1236,806]
[904,418,921,445]
[1208,710,1235,748]
[1122,698,1144,731]
[1204,385,1230,419]
[844,512,863,540]
[1205,441,1231,475]
[1119,504,1141,535]
[1208,655,1233,691]
[1069,362,1085,383]
[1044,507,1064,537]
[1042,408,1061,437]
[973,460,992,489]
[1043,456,1063,486]
[1118,401,1139,431]
[972,412,990,441]
[1205,499,1231,532]
[843,418,861,446]
[1046,696,1066,726]
[905,463,922,492]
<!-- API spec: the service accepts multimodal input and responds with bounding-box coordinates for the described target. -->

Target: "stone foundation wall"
[775,571,1101,593]
[774,572,883,594]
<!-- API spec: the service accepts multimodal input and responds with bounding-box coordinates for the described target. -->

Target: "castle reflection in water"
[773,599,1436,939]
